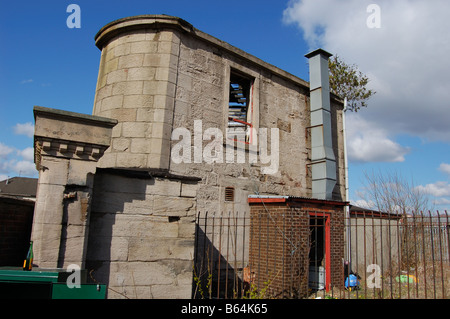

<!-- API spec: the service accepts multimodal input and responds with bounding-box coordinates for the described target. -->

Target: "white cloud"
[0,143,14,159]
[345,113,409,163]
[12,160,37,177]
[416,181,450,198]
[283,0,450,143]
[20,79,33,84]
[17,147,34,162]
[13,122,34,138]
[433,197,450,207]
[351,199,375,209]
[439,163,450,177]
[0,143,37,178]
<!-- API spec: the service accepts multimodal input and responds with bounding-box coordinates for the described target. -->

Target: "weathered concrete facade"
[32,106,117,269]
[31,15,346,298]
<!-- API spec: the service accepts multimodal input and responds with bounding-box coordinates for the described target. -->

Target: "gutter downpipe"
[343,97,352,266]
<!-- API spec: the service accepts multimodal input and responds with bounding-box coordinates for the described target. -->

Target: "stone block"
[106,69,128,85]
[127,67,156,81]
[97,152,117,168]
[136,107,154,122]
[110,108,137,122]
[114,42,131,56]
[67,159,97,186]
[100,95,124,111]
[153,94,174,111]
[95,84,113,101]
[109,261,175,287]
[112,138,130,152]
[116,152,147,168]
[123,94,153,109]
[151,123,172,140]
[130,138,152,154]
[155,67,177,84]
[147,153,164,169]
[33,185,65,224]
[111,215,179,238]
[142,80,168,95]
[30,223,63,267]
[38,157,69,186]
[148,179,181,197]
[157,41,178,54]
[104,58,118,74]
[130,41,158,54]
[127,238,194,262]
[152,196,195,216]
[150,284,192,299]
[143,53,170,67]
[178,219,196,238]
[112,81,143,95]
[181,183,197,198]
[152,108,172,124]
[118,54,144,69]
[87,236,128,262]
[121,122,150,138]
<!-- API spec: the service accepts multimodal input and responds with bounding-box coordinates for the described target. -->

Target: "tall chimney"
[305,49,336,200]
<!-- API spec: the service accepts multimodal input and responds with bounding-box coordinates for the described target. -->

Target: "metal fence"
[346,210,449,299]
[193,210,450,299]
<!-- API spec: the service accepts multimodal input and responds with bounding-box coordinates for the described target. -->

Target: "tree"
[357,170,432,214]
[328,55,376,112]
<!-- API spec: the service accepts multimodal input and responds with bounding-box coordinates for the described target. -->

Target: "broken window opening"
[228,72,253,144]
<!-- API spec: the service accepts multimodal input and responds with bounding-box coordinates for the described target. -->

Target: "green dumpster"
[0,267,106,299]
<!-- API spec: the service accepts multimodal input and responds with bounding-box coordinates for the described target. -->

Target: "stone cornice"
[33,106,117,169]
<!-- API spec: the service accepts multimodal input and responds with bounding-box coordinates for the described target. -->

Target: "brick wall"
[0,197,34,266]
[249,199,345,298]
[249,206,310,298]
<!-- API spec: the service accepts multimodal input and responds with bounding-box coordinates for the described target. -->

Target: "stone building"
[31,15,347,298]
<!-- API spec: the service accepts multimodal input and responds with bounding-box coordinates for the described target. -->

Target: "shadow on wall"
[85,169,153,295]
[193,224,248,299]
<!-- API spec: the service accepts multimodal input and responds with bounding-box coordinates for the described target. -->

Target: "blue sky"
[1,0,449,211]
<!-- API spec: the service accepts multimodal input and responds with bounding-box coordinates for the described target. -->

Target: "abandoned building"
[30,15,347,298]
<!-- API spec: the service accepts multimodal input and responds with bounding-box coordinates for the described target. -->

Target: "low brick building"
[248,196,346,298]
[30,15,347,298]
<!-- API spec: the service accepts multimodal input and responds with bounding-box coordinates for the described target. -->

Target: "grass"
[307,261,450,299]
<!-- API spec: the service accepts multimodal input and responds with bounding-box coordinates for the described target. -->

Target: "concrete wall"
[348,217,401,274]
[32,106,116,269]
[86,171,197,298]
[92,15,346,212]
[85,15,346,298]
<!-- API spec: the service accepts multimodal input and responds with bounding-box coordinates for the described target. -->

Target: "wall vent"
[225,187,235,202]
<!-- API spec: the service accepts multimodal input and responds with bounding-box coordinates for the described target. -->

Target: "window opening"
[228,72,253,143]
